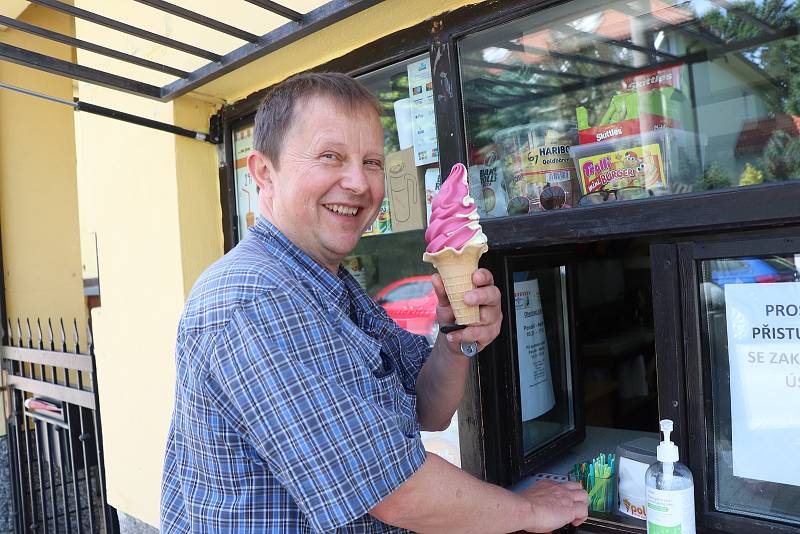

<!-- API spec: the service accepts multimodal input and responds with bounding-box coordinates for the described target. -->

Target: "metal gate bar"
[2,317,118,534]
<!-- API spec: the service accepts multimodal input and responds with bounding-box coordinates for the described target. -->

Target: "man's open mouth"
[324,203,359,217]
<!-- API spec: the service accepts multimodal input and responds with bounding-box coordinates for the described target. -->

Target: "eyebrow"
[311,135,384,159]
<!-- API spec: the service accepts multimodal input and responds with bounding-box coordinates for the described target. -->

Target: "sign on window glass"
[723,282,800,487]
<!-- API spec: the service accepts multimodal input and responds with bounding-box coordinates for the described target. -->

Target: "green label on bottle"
[647,522,681,534]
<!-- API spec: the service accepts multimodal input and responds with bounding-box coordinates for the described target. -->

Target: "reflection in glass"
[512,266,574,455]
[459,0,800,218]
[699,254,800,525]
[358,56,441,238]
[355,57,457,467]
[352,56,441,346]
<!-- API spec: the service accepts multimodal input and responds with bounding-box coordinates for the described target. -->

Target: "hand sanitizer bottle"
[645,420,696,534]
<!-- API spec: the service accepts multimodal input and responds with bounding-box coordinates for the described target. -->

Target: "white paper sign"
[724,282,800,486]
[407,58,439,166]
[514,279,556,421]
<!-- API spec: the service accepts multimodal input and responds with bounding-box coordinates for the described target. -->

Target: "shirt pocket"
[337,319,419,433]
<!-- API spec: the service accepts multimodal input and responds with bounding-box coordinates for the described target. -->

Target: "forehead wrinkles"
[291,96,382,150]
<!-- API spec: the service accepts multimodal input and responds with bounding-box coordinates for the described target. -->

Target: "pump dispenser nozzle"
[657,419,679,463]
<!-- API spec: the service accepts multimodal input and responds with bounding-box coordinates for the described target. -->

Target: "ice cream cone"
[423,243,488,325]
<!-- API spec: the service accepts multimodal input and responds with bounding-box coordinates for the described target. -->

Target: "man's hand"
[520,480,589,532]
[431,268,502,354]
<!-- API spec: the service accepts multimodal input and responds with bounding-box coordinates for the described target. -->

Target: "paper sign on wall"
[514,278,556,421]
[407,58,439,166]
[724,282,800,487]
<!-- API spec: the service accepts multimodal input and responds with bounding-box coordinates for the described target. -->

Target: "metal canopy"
[0,0,384,101]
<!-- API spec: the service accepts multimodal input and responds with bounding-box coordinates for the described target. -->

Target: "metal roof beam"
[27,0,222,62]
[132,0,260,43]
[243,0,303,22]
[560,26,679,60]
[162,0,383,100]
[0,14,189,78]
[0,42,162,99]
[502,41,637,71]
[460,57,589,80]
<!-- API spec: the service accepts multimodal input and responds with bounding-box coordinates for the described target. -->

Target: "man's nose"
[340,162,370,194]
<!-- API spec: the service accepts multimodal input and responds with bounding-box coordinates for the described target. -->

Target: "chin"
[326,235,360,258]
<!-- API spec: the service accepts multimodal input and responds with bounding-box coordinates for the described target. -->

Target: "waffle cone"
[423,243,488,325]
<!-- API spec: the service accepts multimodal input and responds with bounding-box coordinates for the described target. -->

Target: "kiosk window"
[699,254,800,525]
[507,240,661,526]
[458,0,800,218]
[511,266,574,455]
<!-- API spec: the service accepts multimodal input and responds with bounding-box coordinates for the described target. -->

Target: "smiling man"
[160,72,587,533]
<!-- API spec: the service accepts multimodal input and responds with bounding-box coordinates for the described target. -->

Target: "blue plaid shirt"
[161,218,430,533]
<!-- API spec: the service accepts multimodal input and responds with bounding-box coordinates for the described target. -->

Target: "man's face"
[250,95,385,273]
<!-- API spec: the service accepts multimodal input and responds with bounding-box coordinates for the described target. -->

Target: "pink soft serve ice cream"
[424,163,488,253]
[423,163,488,325]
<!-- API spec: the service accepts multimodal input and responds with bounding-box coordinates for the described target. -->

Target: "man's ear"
[247,150,274,198]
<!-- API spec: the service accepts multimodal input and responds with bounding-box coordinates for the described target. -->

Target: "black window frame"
[494,248,585,484]
[669,228,800,534]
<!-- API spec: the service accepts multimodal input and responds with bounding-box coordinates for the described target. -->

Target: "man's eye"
[365,160,383,169]
[322,153,338,161]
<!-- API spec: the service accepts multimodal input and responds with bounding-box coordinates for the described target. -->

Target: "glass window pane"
[699,254,800,525]
[233,124,256,239]
[358,56,441,239]
[512,265,575,455]
[459,0,800,218]
[349,55,441,348]
[354,56,459,467]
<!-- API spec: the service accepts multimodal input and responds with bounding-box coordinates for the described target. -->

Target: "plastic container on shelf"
[569,127,706,206]
[493,121,579,214]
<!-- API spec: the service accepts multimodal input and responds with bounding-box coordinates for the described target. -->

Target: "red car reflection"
[374,275,438,345]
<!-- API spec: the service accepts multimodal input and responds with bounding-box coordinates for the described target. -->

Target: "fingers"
[445,317,501,350]
[463,283,501,308]
[444,272,502,348]
[435,268,502,351]
[571,486,589,526]
[430,273,449,305]
[451,293,501,345]
[472,268,494,287]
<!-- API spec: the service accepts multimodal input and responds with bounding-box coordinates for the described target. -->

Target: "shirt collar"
[250,216,350,312]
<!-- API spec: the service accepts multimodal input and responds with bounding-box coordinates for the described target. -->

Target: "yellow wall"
[0,6,87,436]
[173,98,225,295]
[70,0,485,527]
[73,3,225,525]
[73,87,223,528]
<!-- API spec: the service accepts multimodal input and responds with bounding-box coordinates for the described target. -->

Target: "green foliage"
[738,163,764,186]
[758,129,800,181]
[702,163,732,190]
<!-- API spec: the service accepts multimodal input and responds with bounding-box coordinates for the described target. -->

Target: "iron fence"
[2,317,118,534]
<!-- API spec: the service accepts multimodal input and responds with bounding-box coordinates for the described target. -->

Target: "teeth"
[325,204,358,216]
